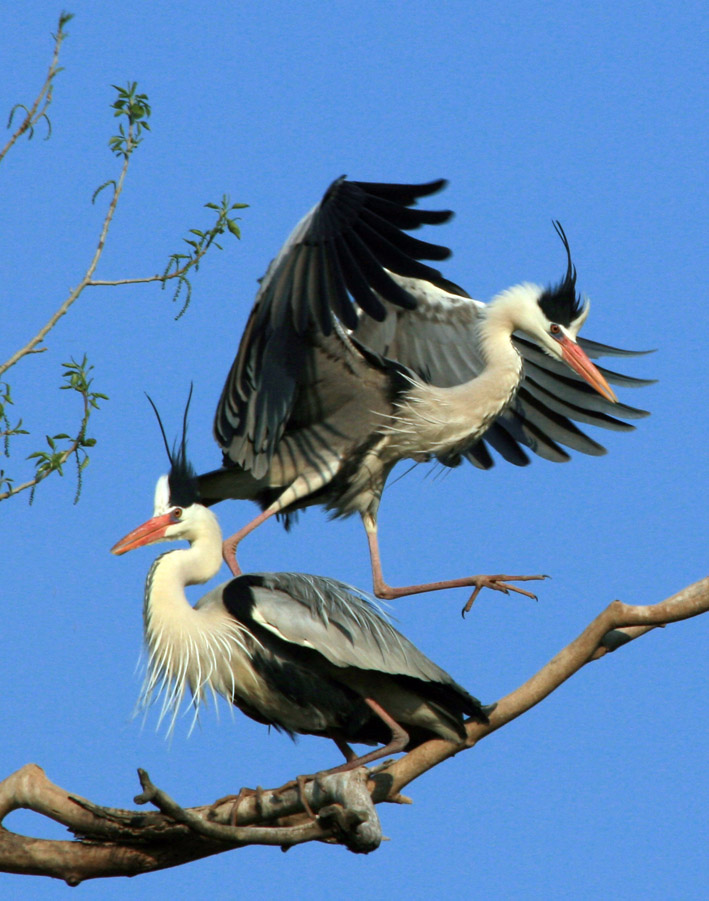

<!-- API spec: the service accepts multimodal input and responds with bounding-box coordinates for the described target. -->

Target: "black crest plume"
[537,220,584,326]
[145,385,200,508]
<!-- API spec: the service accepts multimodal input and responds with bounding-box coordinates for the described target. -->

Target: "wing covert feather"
[213,178,455,471]
[244,573,462,686]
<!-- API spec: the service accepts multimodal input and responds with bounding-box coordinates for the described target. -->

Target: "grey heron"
[112,433,490,772]
[197,178,651,600]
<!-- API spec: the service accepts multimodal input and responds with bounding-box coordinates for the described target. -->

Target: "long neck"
[389,292,527,456]
[461,296,525,406]
[140,518,250,729]
[143,515,223,632]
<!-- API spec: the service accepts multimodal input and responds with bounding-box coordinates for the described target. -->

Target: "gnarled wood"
[2,576,707,883]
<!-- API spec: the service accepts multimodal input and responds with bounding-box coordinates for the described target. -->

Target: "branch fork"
[1,577,707,882]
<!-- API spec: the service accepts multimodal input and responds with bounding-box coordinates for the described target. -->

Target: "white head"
[111,483,221,557]
[487,223,617,403]
[111,394,222,567]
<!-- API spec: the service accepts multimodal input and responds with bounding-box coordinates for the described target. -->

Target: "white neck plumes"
[139,506,253,733]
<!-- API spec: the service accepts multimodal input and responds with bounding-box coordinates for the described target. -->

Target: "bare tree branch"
[0,764,379,883]
[1,575,706,883]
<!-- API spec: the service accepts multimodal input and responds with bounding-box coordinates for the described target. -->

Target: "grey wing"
[353,279,653,469]
[213,178,460,478]
[248,572,461,688]
[352,278,487,388]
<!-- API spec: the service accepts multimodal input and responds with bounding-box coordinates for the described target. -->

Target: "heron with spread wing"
[197,178,651,601]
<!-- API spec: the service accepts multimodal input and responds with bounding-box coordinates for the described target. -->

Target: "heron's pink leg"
[278,702,410,819]
[210,785,265,826]
[222,508,279,577]
[224,471,338,576]
[333,737,357,762]
[321,698,410,775]
[363,512,547,614]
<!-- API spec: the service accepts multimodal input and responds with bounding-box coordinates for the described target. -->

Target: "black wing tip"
[323,174,348,200]
[310,175,457,316]
[349,176,448,197]
[325,176,450,210]
[577,337,658,359]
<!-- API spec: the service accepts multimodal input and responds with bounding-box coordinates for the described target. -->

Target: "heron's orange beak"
[111,512,173,555]
[560,336,618,403]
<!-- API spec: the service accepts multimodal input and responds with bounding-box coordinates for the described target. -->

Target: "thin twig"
[0,420,84,502]
[0,145,133,380]
[85,254,214,288]
[0,13,71,165]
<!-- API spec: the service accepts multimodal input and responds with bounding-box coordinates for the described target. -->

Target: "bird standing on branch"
[112,425,490,773]
[197,178,652,601]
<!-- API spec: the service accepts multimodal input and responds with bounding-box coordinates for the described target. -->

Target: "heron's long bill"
[560,337,618,403]
[111,512,172,555]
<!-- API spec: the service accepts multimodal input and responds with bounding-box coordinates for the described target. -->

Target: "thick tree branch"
[0,765,379,883]
[1,575,707,883]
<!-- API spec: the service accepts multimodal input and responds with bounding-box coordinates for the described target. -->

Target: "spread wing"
[213,178,463,479]
[352,282,654,469]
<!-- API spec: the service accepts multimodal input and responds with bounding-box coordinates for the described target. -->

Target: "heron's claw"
[209,785,264,825]
[461,573,549,617]
[296,774,317,819]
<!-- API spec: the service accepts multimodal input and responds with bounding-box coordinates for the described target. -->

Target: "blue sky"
[2,2,707,897]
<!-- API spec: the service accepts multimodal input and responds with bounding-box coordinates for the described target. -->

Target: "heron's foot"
[275,773,321,819]
[461,573,549,617]
[209,785,264,825]
[373,570,549,605]
[296,774,317,820]
[281,758,376,819]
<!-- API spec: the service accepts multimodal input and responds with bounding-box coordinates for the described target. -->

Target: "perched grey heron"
[198,178,651,600]
[112,429,491,772]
